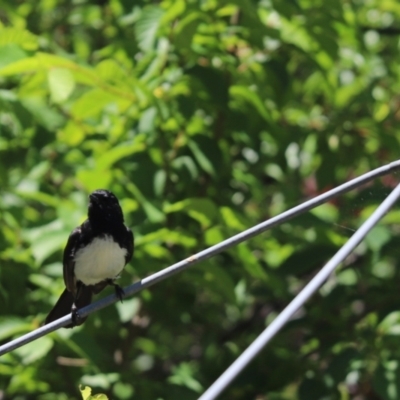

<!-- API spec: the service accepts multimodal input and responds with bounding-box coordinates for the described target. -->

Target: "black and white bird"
[45,189,134,327]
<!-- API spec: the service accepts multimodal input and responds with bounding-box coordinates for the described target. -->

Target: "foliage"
[1,0,400,399]
[80,385,108,400]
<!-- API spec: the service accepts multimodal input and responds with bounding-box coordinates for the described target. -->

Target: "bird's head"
[88,189,124,227]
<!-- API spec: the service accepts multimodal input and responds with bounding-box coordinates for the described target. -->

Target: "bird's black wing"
[123,226,134,265]
[63,226,83,295]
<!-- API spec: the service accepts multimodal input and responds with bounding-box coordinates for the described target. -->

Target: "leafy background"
[1,0,400,399]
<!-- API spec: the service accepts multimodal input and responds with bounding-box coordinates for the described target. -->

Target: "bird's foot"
[71,303,82,327]
[114,284,125,303]
[106,279,125,302]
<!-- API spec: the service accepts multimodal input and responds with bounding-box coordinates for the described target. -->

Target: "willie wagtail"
[45,189,134,327]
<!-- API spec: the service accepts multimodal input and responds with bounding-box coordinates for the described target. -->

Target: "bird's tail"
[45,287,92,328]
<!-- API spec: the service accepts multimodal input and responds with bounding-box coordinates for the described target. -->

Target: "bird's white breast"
[74,235,127,285]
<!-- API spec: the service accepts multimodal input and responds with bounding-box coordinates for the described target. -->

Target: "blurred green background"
[1,0,400,399]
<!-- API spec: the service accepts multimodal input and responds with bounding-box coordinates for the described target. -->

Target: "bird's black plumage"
[45,189,134,328]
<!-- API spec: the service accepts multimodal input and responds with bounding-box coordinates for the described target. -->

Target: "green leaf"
[116,298,141,323]
[0,28,38,50]
[29,229,67,265]
[0,53,68,76]
[137,228,196,248]
[310,203,338,223]
[0,318,31,341]
[77,169,113,192]
[365,226,391,252]
[336,268,357,286]
[220,207,247,230]
[168,362,203,393]
[80,385,109,400]
[113,382,134,400]
[138,107,157,133]
[230,85,271,122]
[164,198,217,228]
[204,226,225,246]
[127,182,165,223]
[172,156,199,180]
[326,348,359,383]
[16,189,59,208]
[20,97,65,130]
[174,12,204,51]
[237,244,268,281]
[0,44,27,69]
[161,0,186,25]
[71,89,119,119]
[154,169,166,196]
[96,141,146,169]
[14,336,53,364]
[48,68,75,103]
[142,243,170,258]
[373,361,400,400]
[81,373,119,390]
[23,221,67,265]
[231,0,271,46]
[135,6,165,51]
[57,120,86,145]
[378,312,400,336]
[188,139,215,176]
[95,59,129,83]
[80,386,93,400]
[120,198,139,214]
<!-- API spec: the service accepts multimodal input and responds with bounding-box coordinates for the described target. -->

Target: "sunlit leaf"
[14,336,53,364]
[135,6,165,51]
[77,169,113,192]
[0,318,31,341]
[0,28,38,50]
[48,68,75,103]
[164,198,217,228]
[0,44,27,69]
[71,89,119,119]
[0,56,39,76]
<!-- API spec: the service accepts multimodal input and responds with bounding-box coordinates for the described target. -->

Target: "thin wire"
[198,181,400,400]
[0,160,399,357]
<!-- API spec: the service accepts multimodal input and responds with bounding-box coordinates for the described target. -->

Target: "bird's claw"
[71,304,82,326]
[106,279,125,302]
[114,285,125,302]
